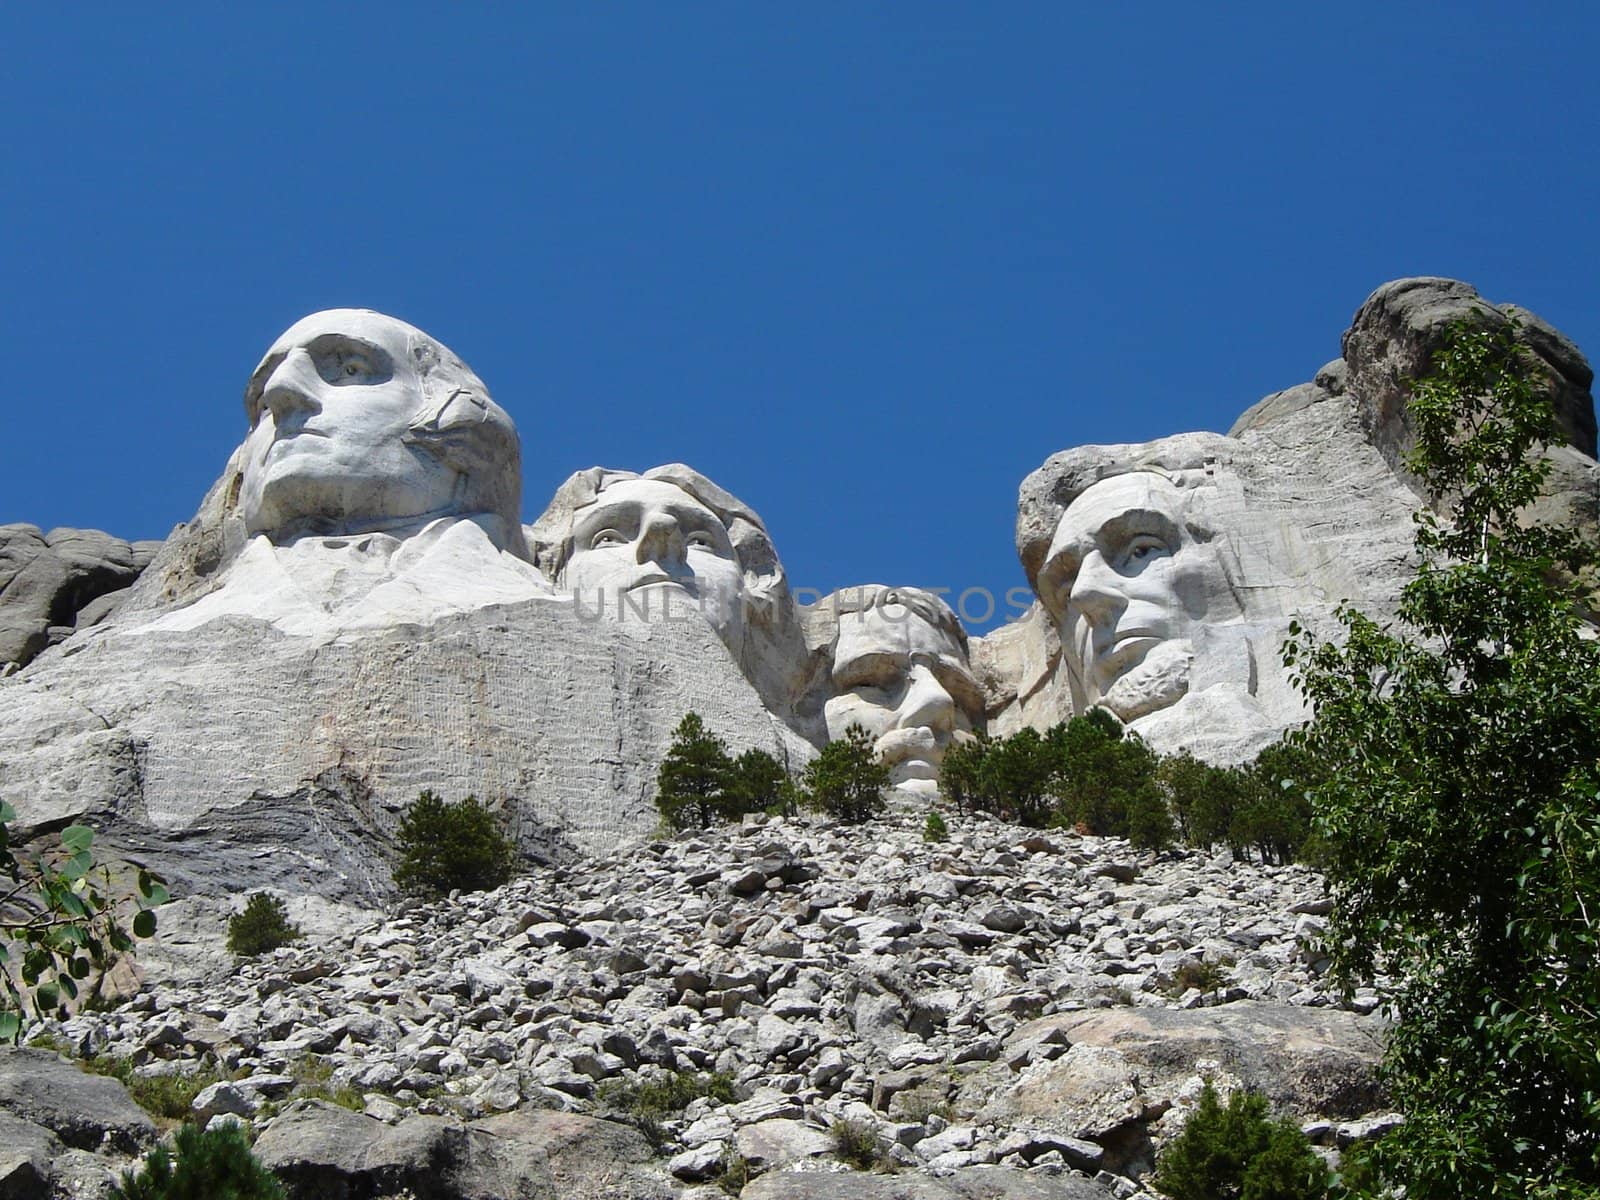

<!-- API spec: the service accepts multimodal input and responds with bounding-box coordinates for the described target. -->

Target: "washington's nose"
[261,348,323,426]
[635,512,686,568]
[897,663,956,735]
[1068,550,1126,626]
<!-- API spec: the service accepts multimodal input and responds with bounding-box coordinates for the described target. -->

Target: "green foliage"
[1167,958,1232,997]
[1151,1080,1328,1200]
[655,714,795,829]
[803,724,890,822]
[656,713,735,829]
[937,732,988,815]
[831,1116,888,1170]
[923,808,948,843]
[717,1146,752,1195]
[111,1120,285,1200]
[226,893,301,958]
[599,1068,736,1153]
[392,791,515,897]
[84,1056,223,1122]
[725,747,792,819]
[1284,318,1600,1195]
[0,805,166,1041]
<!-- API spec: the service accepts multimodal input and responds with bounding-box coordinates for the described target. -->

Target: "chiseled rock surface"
[739,1167,1115,1198]
[0,593,812,903]
[0,524,160,670]
[23,807,1387,1197]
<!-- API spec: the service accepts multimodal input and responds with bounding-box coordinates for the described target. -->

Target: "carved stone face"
[564,478,746,650]
[1037,473,1229,721]
[824,594,983,795]
[240,310,462,539]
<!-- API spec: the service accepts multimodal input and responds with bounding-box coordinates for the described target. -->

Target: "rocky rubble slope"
[6,806,1393,1199]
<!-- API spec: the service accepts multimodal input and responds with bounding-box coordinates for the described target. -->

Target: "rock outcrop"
[0,525,161,670]
[982,276,1599,759]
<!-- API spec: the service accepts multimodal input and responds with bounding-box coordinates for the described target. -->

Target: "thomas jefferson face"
[564,478,746,649]
[824,594,983,794]
[1037,473,1228,721]
[240,310,464,539]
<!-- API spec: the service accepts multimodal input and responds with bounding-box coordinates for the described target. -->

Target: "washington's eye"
[590,529,626,549]
[310,338,393,386]
[686,532,717,551]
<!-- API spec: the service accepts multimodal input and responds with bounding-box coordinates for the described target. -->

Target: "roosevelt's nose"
[260,348,323,427]
[897,663,956,736]
[635,512,687,569]
[1068,549,1126,626]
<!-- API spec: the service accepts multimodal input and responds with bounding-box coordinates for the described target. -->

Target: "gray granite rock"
[0,1048,155,1153]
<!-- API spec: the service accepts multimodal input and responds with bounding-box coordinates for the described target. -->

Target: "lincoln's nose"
[1068,549,1126,627]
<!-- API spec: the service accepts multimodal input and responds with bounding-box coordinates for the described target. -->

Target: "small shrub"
[226,894,301,958]
[1170,959,1232,996]
[84,1056,221,1122]
[111,1119,285,1200]
[832,1116,887,1170]
[1151,1080,1328,1200]
[393,791,516,897]
[923,809,949,842]
[717,1147,752,1195]
[598,1069,736,1153]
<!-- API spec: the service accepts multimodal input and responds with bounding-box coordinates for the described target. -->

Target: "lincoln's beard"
[1095,639,1194,721]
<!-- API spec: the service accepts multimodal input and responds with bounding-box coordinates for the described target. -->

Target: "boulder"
[0,1109,61,1199]
[740,1166,1114,1198]
[0,524,153,669]
[253,1099,669,1200]
[0,1048,155,1153]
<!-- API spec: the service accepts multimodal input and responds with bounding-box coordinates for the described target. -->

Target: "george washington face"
[240,310,466,539]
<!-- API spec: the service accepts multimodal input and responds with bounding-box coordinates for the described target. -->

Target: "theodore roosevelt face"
[1036,473,1228,721]
[823,591,983,795]
[563,478,746,650]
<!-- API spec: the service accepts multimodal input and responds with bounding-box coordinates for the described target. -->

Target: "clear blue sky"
[4,5,1597,631]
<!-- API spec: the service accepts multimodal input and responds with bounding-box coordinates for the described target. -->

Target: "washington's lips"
[621,573,699,597]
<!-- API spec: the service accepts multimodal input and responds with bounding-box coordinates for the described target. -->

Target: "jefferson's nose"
[897,663,956,735]
[1068,549,1126,626]
[260,348,323,427]
[635,512,686,568]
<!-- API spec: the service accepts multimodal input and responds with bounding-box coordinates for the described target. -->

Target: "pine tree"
[655,712,734,829]
[802,724,889,823]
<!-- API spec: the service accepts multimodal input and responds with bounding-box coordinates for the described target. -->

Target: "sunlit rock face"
[807,586,985,796]
[144,310,548,636]
[0,318,809,904]
[982,277,1599,762]
[527,464,823,741]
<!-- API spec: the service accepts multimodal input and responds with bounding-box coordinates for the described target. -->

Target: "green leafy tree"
[1284,318,1600,1196]
[1151,1079,1328,1200]
[655,712,735,830]
[803,723,890,823]
[1,803,165,1041]
[392,792,516,897]
[112,1120,285,1200]
[226,893,302,958]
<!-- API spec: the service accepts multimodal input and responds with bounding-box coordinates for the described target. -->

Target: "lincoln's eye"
[590,530,626,549]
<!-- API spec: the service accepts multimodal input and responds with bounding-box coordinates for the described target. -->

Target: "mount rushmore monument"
[0,277,1594,904]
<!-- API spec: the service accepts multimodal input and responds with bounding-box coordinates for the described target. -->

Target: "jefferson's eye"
[590,530,626,549]
[1120,536,1169,568]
